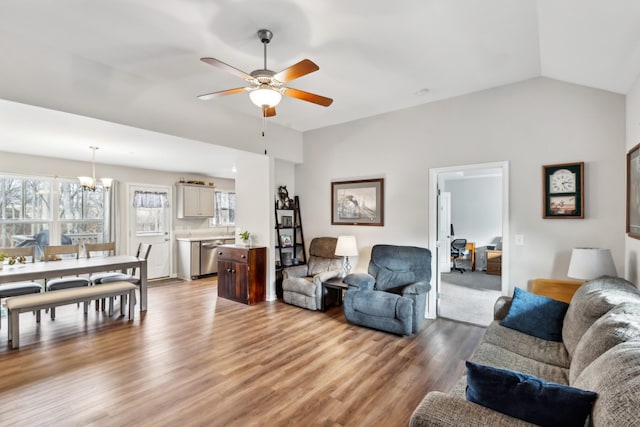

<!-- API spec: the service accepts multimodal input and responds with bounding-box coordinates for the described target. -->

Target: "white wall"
[626,72,640,282]
[445,176,502,248]
[298,77,625,291]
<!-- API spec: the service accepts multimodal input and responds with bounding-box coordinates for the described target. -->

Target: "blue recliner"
[343,245,432,335]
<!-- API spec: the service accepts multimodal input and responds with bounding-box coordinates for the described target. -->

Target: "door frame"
[427,161,509,319]
[125,182,173,279]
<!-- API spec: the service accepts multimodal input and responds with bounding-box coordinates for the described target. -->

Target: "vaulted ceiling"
[1,0,639,175]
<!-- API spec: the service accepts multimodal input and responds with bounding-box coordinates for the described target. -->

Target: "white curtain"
[133,190,169,208]
[107,180,120,253]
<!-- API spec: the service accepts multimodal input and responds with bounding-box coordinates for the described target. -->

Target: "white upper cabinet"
[176,184,215,218]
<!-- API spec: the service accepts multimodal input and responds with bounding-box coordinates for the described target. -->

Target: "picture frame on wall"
[627,143,640,239]
[331,178,384,226]
[542,162,584,219]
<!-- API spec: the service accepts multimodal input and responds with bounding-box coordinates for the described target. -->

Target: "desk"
[0,255,148,311]
[465,242,476,272]
[486,250,502,276]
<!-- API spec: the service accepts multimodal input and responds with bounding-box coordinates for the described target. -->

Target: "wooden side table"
[321,278,348,312]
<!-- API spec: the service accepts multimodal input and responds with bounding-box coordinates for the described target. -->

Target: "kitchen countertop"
[176,235,235,242]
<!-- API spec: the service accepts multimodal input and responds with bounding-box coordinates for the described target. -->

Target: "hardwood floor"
[0,278,486,426]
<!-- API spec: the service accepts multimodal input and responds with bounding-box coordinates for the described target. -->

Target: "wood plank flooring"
[0,278,486,426]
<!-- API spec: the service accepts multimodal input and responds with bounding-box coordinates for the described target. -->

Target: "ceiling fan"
[198,29,333,118]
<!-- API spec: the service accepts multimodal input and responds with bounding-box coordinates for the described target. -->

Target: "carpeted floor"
[439,281,501,327]
[441,270,501,291]
[439,269,502,327]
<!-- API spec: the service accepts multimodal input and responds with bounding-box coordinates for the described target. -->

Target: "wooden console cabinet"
[486,250,502,276]
[216,245,266,305]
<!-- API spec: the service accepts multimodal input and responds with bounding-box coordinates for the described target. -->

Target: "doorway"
[127,184,172,279]
[427,161,509,325]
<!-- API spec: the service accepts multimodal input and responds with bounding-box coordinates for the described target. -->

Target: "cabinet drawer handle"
[241,255,246,259]
[227,268,232,273]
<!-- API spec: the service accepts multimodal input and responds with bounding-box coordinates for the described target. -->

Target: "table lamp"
[335,236,358,276]
[567,247,617,280]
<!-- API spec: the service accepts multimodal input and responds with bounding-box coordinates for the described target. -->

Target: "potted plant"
[239,230,251,247]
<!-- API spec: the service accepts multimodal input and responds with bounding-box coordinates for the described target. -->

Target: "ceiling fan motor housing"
[257,29,273,44]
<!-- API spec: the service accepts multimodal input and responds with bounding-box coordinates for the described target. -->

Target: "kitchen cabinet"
[217,245,266,305]
[176,184,215,218]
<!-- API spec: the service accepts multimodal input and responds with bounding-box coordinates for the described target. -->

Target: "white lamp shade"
[249,87,282,108]
[78,176,95,189]
[568,248,617,280]
[100,178,113,189]
[335,236,358,257]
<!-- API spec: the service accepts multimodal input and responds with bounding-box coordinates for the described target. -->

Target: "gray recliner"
[343,245,432,335]
[282,237,343,310]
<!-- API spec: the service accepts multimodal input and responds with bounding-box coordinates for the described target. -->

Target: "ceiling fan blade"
[282,87,333,107]
[263,106,276,117]
[200,57,254,81]
[197,87,249,101]
[274,59,319,83]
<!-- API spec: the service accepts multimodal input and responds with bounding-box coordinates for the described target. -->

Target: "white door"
[128,184,171,279]
[438,191,452,274]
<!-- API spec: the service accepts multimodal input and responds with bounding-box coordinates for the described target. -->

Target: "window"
[214,191,236,226]
[0,173,108,257]
[59,181,106,245]
[133,191,169,235]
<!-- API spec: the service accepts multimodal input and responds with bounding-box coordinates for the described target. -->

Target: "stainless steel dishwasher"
[200,239,224,275]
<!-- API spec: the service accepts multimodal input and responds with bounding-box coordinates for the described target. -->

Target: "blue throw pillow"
[466,362,597,427]
[500,287,569,341]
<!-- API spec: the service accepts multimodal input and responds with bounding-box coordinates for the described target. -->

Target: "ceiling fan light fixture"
[249,86,282,108]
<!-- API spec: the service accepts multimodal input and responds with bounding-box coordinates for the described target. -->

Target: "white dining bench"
[5,281,136,349]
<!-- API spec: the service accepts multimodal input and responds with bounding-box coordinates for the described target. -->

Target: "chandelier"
[78,146,113,191]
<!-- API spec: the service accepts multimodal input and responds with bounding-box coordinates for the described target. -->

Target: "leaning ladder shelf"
[274,195,307,298]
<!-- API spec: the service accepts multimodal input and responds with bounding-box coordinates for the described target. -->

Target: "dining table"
[0,255,148,311]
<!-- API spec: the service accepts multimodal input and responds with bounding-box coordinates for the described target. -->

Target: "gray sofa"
[343,245,431,336]
[410,276,640,426]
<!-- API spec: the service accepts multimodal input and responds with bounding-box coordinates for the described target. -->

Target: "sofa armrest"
[282,264,308,280]
[493,296,512,321]
[410,392,535,427]
[343,273,375,291]
[401,281,431,296]
[313,269,342,284]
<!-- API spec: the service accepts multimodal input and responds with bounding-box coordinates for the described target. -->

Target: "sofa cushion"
[483,321,571,368]
[500,288,569,342]
[466,362,597,427]
[569,303,640,384]
[574,341,640,427]
[351,290,401,318]
[471,342,569,385]
[374,269,416,291]
[282,277,317,297]
[563,276,640,358]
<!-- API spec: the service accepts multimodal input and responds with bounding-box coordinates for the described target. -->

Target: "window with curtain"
[133,190,169,235]
[214,191,236,226]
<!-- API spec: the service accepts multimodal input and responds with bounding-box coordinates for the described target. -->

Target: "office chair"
[450,239,467,274]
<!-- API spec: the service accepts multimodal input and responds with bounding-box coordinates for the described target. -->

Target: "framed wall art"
[627,143,640,239]
[331,178,384,226]
[542,162,584,219]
